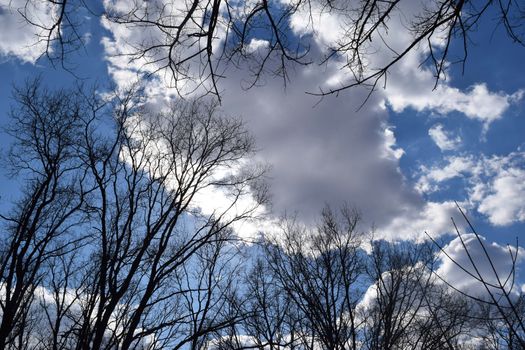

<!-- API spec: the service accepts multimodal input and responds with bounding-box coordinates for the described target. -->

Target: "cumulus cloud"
[378,201,466,241]
[219,63,426,237]
[477,167,525,225]
[416,155,477,193]
[428,124,462,151]
[0,0,57,63]
[244,38,270,54]
[437,233,524,298]
[99,0,524,129]
[98,0,425,239]
[375,25,523,131]
[416,152,525,226]
[382,126,405,160]
[98,1,420,239]
[376,28,524,132]
[98,0,524,241]
[372,17,523,132]
[116,57,462,241]
[387,82,523,131]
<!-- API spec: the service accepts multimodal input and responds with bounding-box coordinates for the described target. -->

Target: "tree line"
[0,81,523,349]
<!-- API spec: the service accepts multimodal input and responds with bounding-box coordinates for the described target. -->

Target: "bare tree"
[35,250,83,350]
[249,207,479,350]
[362,240,472,350]
[0,80,88,349]
[64,92,264,350]
[263,206,365,350]
[0,81,265,349]
[236,251,299,350]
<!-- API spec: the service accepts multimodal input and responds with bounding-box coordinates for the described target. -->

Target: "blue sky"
[391,19,525,244]
[0,0,524,253]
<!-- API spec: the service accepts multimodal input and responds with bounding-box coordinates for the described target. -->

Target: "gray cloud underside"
[220,64,424,233]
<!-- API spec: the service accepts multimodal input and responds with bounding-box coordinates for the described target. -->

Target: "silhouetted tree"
[0,81,265,350]
[0,81,87,349]
[263,206,365,350]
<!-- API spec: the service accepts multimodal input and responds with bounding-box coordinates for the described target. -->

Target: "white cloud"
[357,5,524,130]
[428,124,461,151]
[382,126,405,160]
[244,38,270,54]
[387,82,523,131]
[416,155,477,194]
[477,167,525,226]
[378,201,465,241]
[0,0,57,63]
[416,152,525,226]
[437,233,524,298]
[469,153,525,227]
[99,0,431,240]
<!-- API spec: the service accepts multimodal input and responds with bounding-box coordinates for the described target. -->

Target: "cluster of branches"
[11,0,525,98]
[0,80,263,349]
[0,81,524,349]
[225,207,525,350]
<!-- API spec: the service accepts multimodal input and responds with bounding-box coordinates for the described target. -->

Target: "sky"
[0,0,524,263]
